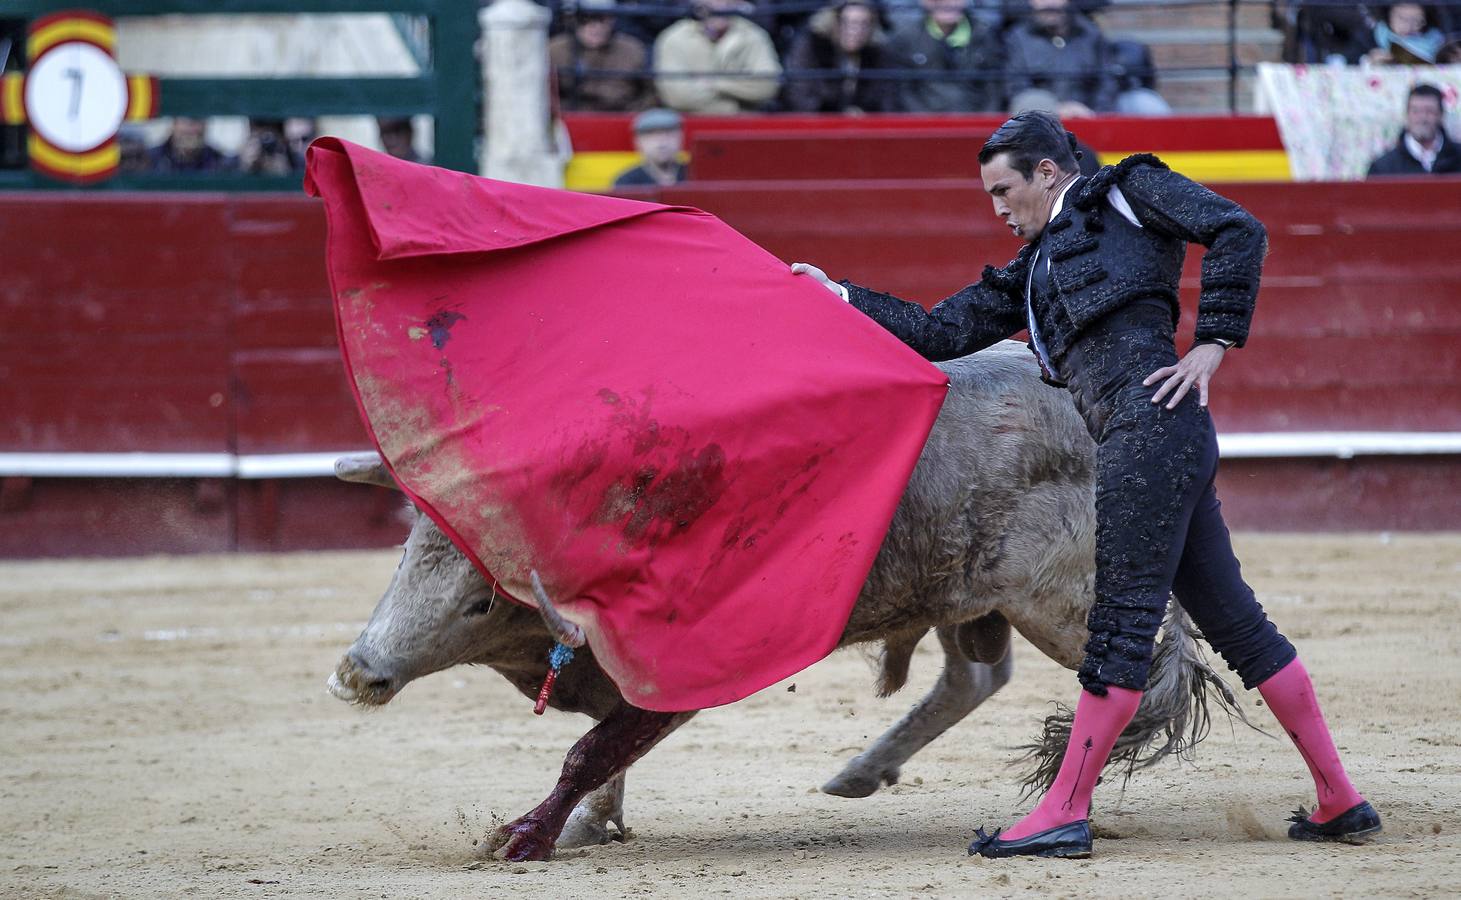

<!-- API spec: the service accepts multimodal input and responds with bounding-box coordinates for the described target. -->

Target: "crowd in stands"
[1282,0,1461,64]
[52,0,1460,184]
[550,0,1169,116]
[117,116,427,175]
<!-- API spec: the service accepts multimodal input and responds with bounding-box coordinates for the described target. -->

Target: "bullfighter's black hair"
[978,110,1082,180]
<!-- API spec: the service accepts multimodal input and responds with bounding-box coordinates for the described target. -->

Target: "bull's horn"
[530,570,586,649]
[333,452,399,490]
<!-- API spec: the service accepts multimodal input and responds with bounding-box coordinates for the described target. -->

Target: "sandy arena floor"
[2,534,1458,899]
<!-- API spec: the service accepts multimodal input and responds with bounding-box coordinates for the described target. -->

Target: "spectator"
[550,0,656,112]
[884,0,1004,32]
[613,107,689,187]
[147,117,235,173]
[239,118,302,175]
[1282,0,1376,63]
[884,0,1004,113]
[654,0,783,114]
[284,117,317,164]
[1366,3,1447,64]
[117,125,149,174]
[377,117,427,164]
[1003,0,1170,116]
[783,0,897,112]
[1367,82,1461,175]
[737,0,823,58]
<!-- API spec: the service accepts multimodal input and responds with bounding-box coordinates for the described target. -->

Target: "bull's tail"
[1016,603,1255,799]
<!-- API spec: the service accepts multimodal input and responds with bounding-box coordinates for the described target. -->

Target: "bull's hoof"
[821,757,900,798]
[488,817,558,862]
[558,812,625,849]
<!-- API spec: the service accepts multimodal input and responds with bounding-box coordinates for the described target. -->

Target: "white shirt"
[1404,131,1444,172]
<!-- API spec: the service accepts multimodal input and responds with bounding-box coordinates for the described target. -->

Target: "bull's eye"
[464,597,496,617]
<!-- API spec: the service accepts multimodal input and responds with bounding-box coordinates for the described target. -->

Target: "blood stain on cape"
[596,444,727,544]
[425,310,466,349]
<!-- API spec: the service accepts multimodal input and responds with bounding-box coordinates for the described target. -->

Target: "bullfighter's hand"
[1144,342,1226,410]
[790,262,850,301]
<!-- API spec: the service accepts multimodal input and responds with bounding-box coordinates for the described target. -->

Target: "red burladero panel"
[0,195,234,453]
[0,194,368,456]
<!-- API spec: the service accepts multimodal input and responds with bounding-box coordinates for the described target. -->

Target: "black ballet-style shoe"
[1287,801,1382,843]
[968,820,1093,859]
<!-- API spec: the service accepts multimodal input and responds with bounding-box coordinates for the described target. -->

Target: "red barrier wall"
[0,175,1456,556]
[0,193,401,555]
[1,194,364,454]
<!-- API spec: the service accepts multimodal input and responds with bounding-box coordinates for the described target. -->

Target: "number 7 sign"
[1,11,158,183]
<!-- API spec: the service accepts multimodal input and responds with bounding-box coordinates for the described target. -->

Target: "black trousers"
[1057,305,1297,695]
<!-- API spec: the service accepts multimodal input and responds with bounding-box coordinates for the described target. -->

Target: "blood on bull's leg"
[489,703,695,861]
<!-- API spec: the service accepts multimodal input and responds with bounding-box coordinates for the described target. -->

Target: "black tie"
[1026,238,1064,387]
[1030,239,1052,302]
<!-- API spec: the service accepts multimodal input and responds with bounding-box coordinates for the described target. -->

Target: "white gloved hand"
[790,262,850,301]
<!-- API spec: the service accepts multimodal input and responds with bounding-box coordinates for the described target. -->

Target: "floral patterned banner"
[1257,63,1461,180]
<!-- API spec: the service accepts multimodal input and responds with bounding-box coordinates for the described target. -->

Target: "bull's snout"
[327,650,400,706]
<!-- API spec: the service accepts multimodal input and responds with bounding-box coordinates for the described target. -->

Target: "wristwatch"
[1199,337,1236,350]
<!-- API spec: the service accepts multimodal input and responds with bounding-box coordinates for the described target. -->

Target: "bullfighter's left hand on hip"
[1144,342,1226,410]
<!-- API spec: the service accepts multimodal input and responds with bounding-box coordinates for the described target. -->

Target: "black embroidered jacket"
[843,154,1267,363]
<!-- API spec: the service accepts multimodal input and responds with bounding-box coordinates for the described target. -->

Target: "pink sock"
[999,685,1143,841]
[1257,657,1365,823]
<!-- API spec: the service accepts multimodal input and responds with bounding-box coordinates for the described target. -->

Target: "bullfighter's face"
[980,152,1068,243]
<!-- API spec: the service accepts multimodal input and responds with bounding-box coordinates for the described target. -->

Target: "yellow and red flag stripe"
[11,13,159,183]
[28,133,120,183]
[126,75,159,121]
[1,73,23,125]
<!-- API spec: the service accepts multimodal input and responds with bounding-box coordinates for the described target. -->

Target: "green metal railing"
[0,0,478,190]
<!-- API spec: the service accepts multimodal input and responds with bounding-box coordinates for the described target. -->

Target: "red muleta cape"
[306,138,948,712]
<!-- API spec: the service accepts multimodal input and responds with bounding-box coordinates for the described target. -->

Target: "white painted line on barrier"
[0,452,237,478]
[1217,432,1461,459]
[0,433,1458,479]
[0,451,361,479]
[235,452,361,479]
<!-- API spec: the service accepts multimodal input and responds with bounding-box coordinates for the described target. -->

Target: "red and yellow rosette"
[1,10,159,183]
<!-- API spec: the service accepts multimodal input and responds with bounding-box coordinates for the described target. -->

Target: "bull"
[327,343,1237,861]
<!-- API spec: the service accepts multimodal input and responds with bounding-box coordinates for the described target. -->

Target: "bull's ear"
[334,453,399,490]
